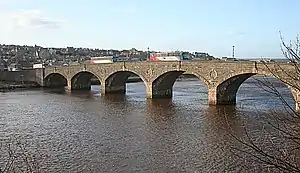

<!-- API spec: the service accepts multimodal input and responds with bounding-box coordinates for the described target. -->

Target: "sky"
[0,0,299,58]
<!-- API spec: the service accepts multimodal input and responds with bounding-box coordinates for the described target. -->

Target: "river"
[0,77,296,172]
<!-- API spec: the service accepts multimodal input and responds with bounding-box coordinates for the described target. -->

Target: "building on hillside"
[193,52,215,60]
[0,62,5,71]
[7,63,18,71]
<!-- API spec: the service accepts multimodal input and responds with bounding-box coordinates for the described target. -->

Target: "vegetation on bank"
[226,34,300,172]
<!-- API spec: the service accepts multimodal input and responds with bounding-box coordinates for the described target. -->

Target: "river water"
[0,77,296,172]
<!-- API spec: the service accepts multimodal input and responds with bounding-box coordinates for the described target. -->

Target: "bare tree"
[226,33,300,172]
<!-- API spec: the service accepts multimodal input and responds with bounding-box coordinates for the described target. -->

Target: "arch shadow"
[71,71,101,91]
[44,73,67,88]
[217,73,296,109]
[151,71,209,99]
[216,73,255,105]
[104,70,147,94]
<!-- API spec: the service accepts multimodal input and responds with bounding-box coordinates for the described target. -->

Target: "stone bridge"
[43,61,300,109]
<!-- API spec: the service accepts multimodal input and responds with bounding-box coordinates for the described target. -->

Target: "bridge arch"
[151,70,210,98]
[103,70,148,94]
[215,73,256,104]
[71,71,101,91]
[44,73,67,88]
[213,72,298,108]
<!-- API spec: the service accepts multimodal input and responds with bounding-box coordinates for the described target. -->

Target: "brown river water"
[0,77,296,172]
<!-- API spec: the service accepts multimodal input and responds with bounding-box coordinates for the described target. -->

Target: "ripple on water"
[0,78,296,172]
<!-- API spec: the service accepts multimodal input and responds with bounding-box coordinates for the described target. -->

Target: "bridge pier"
[296,102,300,112]
[291,89,300,111]
[208,87,237,105]
[208,88,217,105]
[66,80,72,91]
[145,82,173,99]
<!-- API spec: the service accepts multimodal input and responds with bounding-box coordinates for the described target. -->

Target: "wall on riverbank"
[0,69,44,86]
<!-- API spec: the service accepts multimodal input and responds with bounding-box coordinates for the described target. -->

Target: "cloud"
[9,10,64,29]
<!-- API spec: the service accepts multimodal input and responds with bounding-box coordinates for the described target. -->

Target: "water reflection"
[43,87,67,94]
[101,93,128,103]
[144,99,177,128]
[143,100,246,172]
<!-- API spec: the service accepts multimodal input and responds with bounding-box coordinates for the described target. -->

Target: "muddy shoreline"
[0,81,40,92]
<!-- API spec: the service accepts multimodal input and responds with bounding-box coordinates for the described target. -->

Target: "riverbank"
[0,81,40,92]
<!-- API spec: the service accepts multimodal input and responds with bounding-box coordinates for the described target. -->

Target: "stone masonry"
[43,61,300,110]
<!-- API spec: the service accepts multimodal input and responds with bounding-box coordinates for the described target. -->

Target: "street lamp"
[147,47,150,61]
[20,75,24,85]
[232,45,235,58]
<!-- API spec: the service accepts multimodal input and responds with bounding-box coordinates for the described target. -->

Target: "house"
[0,62,5,71]
[7,63,18,71]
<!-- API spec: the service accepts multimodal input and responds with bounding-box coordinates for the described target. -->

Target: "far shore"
[0,74,271,93]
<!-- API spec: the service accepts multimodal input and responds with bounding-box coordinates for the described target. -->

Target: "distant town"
[0,44,275,71]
